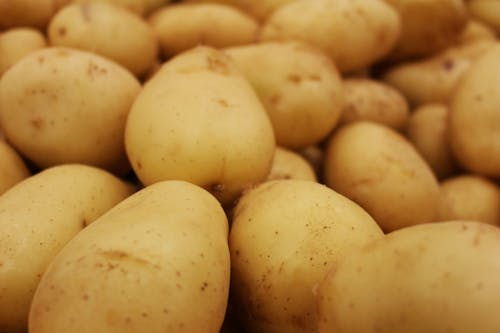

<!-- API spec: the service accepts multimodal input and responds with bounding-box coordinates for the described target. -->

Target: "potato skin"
[0,28,46,77]
[317,221,500,333]
[0,140,30,196]
[265,147,317,182]
[29,181,230,333]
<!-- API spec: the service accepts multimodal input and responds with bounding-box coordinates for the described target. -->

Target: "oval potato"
[0,28,47,77]
[265,147,317,182]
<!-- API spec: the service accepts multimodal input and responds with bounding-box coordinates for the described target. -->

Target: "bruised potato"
[0,140,30,196]
[265,147,317,182]
[0,28,47,77]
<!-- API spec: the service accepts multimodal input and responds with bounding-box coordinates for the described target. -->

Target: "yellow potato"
[0,47,141,175]
[259,0,401,73]
[458,19,498,44]
[55,0,147,15]
[125,46,275,207]
[0,164,134,333]
[468,0,500,34]
[317,221,500,333]
[406,104,458,179]
[230,180,383,333]
[48,2,158,77]
[150,3,258,58]
[265,146,317,182]
[438,175,500,226]
[324,121,440,232]
[0,28,47,77]
[29,181,230,333]
[0,140,30,196]
[225,41,343,148]
[0,0,55,29]
[340,78,409,131]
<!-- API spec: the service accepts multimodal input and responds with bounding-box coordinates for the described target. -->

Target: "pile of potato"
[0,0,499,332]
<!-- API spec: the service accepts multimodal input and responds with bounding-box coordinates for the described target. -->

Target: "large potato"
[0,28,47,77]
[125,46,275,207]
[0,0,55,29]
[0,140,30,196]
[0,164,134,333]
[48,2,158,77]
[467,0,500,34]
[259,0,401,73]
[29,181,230,333]
[230,180,383,333]
[317,221,500,333]
[324,121,440,232]
[0,47,141,175]
[225,41,343,148]
[265,146,317,182]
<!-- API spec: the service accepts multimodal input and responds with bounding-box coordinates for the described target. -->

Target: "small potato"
[265,147,317,182]
[0,140,30,196]
[150,3,258,58]
[317,221,500,333]
[48,2,158,77]
[55,0,147,15]
[0,28,47,77]
[438,175,500,226]
[324,121,440,232]
[339,78,409,131]
[468,0,500,34]
[406,104,458,179]
[230,180,383,333]
[0,0,55,29]
[259,0,401,73]
[225,41,343,148]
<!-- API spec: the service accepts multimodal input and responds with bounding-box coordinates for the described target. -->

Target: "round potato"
[0,47,141,175]
[0,28,47,77]
[0,0,55,29]
[259,0,401,73]
[0,140,30,196]
[317,221,500,333]
[265,146,317,182]
[230,180,383,333]
[225,41,343,148]
[468,0,500,34]
[48,2,158,77]
[324,121,440,232]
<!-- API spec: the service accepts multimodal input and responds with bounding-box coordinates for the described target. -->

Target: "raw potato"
[0,164,135,333]
[339,78,409,131]
[449,45,500,177]
[438,175,500,226]
[55,0,147,15]
[0,28,47,77]
[0,140,30,196]
[0,0,55,29]
[150,3,258,58]
[29,181,230,333]
[225,41,343,148]
[259,0,401,73]
[125,46,275,207]
[406,104,458,179]
[265,146,317,182]
[48,2,158,77]
[324,121,440,232]
[317,221,500,333]
[230,180,383,333]
[0,47,141,175]
[468,0,500,34]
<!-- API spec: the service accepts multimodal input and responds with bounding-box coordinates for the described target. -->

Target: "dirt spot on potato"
[81,3,92,22]
[58,26,67,37]
[98,250,160,269]
[30,118,44,129]
[218,99,229,107]
[287,74,302,84]
[269,93,281,106]
[206,54,231,75]
[442,59,454,71]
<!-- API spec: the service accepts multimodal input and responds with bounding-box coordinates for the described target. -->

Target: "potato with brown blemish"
[265,147,317,182]
[0,140,30,196]
[0,164,135,333]
[317,221,500,333]
[29,180,230,333]
[0,28,47,77]
[0,0,55,29]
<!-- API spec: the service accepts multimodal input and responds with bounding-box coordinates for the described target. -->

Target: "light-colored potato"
[230,180,383,333]
[340,78,409,131]
[29,180,230,333]
[317,221,500,333]
[150,3,258,58]
[265,146,317,182]
[259,0,401,73]
[48,2,158,77]
[0,28,47,77]
[55,0,147,15]
[438,175,500,225]
[449,44,500,177]
[225,41,343,148]
[324,121,440,232]
[0,164,134,333]
[0,0,55,29]
[0,47,141,175]
[468,0,500,34]
[406,104,458,179]
[458,19,498,44]
[125,46,275,207]
[0,140,30,196]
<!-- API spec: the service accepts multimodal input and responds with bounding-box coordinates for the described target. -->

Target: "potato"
[0,0,55,29]
[324,121,440,232]
[259,0,401,73]
[458,19,498,44]
[468,0,500,34]
[0,47,141,175]
[317,221,500,333]
[29,180,230,333]
[406,104,458,179]
[0,28,47,77]
[0,164,134,333]
[383,0,468,60]
[339,78,409,131]
[449,44,500,177]
[265,146,317,182]
[0,140,30,196]
[48,2,158,77]
[225,41,343,148]
[55,0,147,15]
[229,180,383,333]
[149,3,258,58]
[437,175,500,226]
